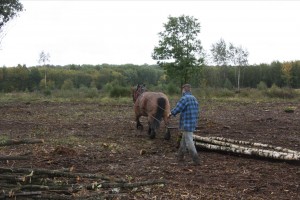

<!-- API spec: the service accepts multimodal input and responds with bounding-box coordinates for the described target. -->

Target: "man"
[169,84,200,165]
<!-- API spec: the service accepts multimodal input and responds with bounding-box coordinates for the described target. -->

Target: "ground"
[0,99,299,199]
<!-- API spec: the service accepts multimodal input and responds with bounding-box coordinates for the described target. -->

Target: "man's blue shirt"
[171,92,199,132]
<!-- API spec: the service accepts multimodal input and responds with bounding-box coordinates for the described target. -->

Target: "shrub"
[265,84,296,99]
[166,83,179,95]
[214,88,235,98]
[110,85,130,98]
[223,78,233,90]
[61,79,74,90]
[257,81,267,90]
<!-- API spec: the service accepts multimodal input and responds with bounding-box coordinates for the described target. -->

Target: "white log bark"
[194,135,300,161]
[209,136,300,155]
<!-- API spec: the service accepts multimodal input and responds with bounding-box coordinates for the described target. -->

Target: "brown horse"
[132,84,171,140]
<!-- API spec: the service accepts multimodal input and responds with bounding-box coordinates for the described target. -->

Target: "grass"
[0,87,299,104]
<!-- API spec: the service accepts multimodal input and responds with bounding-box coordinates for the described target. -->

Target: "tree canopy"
[0,0,23,44]
[152,15,204,86]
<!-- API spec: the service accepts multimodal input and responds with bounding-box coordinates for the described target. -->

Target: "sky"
[0,0,299,67]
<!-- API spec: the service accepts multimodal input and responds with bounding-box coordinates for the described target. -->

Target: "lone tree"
[38,51,50,89]
[152,15,204,86]
[0,0,23,45]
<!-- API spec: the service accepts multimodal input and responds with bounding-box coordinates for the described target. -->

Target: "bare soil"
[0,100,299,199]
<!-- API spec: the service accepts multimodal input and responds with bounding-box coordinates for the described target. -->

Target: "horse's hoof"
[137,125,143,131]
[164,130,171,140]
[149,134,156,139]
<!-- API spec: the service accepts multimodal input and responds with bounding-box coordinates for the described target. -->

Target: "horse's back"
[134,91,170,116]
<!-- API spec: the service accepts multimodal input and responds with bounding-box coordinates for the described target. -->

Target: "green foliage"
[166,83,179,95]
[152,15,204,85]
[211,38,228,66]
[216,88,235,98]
[284,106,296,113]
[1,61,300,96]
[61,79,74,90]
[223,78,233,89]
[43,89,51,96]
[110,85,131,98]
[79,86,99,98]
[0,0,23,31]
[257,81,267,90]
[265,84,297,99]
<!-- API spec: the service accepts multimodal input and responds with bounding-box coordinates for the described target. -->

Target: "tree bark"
[194,135,300,161]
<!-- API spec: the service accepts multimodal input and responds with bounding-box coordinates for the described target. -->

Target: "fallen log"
[0,138,44,146]
[0,167,110,180]
[87,179,166,189]
[209,136,300,155]
[0,191,42,199]
[194,135,300,161]
[0,155,29,160]
[196,142,300,161]
[0,167,167,199]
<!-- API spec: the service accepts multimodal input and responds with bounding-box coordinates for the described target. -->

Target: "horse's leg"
[163,115,171,140]
[147,122,151,135]
[149,128,156,139]
[136,115,143,131]
[148,116,156,139]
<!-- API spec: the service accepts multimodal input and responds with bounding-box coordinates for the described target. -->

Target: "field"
[0,97,299,199]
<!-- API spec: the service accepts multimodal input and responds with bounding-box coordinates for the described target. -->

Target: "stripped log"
[194,135,300,161]
[209,136,300,155]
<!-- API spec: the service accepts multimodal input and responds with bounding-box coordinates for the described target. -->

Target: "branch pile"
[194,135,300,161]
[0,139,165,199]
[0,167,166,199]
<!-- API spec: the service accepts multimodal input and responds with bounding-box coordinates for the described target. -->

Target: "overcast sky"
[0,0,299,67]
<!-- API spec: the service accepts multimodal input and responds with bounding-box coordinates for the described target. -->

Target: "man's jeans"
[178,131,198,158]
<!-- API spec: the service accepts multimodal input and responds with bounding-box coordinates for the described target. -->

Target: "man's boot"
[192,154,200,166]
[177,151,184,162]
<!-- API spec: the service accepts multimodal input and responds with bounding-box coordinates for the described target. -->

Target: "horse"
[132,84,171,140]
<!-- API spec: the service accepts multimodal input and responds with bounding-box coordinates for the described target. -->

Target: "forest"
[0,60,300,96]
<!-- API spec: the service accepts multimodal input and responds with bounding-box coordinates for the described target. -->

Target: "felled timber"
[209,136,300,155]
[194,135,300,161]
[0,167,167,199]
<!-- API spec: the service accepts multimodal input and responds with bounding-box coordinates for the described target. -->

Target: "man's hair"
[182,84,191,92]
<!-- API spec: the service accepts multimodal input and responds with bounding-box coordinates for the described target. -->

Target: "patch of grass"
[51,135,82,146]
[284,106,296,113]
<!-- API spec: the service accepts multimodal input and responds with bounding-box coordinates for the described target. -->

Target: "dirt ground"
[0,99,299,199]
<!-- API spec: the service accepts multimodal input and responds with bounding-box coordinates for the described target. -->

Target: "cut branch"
[0,155,29,160]
[0,138,44,146]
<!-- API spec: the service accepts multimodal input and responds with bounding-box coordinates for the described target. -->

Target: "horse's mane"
[132,84,147,102]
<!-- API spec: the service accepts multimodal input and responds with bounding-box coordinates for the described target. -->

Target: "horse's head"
[132,84,146,103]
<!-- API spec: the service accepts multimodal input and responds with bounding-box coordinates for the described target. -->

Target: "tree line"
[1,61,299,93]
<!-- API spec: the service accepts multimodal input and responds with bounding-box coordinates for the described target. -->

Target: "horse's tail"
[152,97,166,130]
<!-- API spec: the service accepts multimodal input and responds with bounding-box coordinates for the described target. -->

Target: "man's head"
[182,84,191,93]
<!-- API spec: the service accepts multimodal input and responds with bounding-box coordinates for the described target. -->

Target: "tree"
[152,15,204,86]
[210,39,249,91]
[281,61,293,87]
[0,0,23,45]
[38,51,50,89]
[210,38,228,66]
[228,44,249,92]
